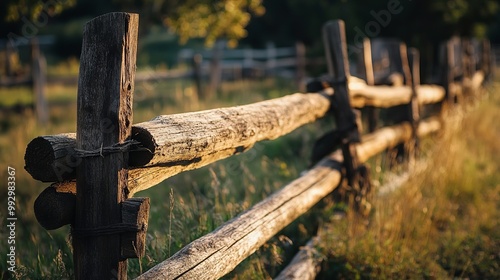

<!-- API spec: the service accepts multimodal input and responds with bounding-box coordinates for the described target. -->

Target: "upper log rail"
[24,81,445,183]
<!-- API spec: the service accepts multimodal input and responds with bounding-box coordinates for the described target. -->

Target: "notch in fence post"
[73,13,138,280]
[323,20,370,215]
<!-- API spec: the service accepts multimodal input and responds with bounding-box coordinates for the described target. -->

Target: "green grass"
[0,65,499,279]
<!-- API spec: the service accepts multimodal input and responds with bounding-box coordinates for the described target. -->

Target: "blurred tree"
[4,0,76,22]
[113,0,265,47]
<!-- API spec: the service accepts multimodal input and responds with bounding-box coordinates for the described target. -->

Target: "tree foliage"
[4,0,76,22]
[163,0,265,47]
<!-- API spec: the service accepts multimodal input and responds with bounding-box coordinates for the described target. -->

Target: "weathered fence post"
[323,20,371,215]
[481,39,492,81]
[440,38,457,106]
[360,38,378,133]
[31,38,48,124]
[407,47,421,163]
[192,53,204,99]
[73,13,141,279]
[5,41,14,77]
[295,41,306,91]
[207,40,223,99]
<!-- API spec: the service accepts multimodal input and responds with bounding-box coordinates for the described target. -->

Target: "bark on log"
[135,151,345,280]
[130,91,332,167]
[349,83,445,108]
[24,91,332,182]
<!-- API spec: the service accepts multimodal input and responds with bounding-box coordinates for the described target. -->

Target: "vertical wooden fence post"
[323,20,371,215]
[408,48,421,163]
[192,53,204,99]
[360,38,378,133]
[31,38,48,124]
[207,40,223,99]
[5,41,14,77]
[441,39,456,106]
[481,39,492,81]
[73,13,138,280]
[295,41,306,92]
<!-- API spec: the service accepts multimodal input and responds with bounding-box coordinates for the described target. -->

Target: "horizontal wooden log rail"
[25,90,333,182]
[24,83,445,183]
[349,79,445,108]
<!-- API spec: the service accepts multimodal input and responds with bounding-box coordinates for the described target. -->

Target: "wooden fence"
[1,38,49,123]
[24,12,492,279]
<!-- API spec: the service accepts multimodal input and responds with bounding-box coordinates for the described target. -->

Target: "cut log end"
[34,184,76,230]
[24,136,57,181]
[24,134,77,182]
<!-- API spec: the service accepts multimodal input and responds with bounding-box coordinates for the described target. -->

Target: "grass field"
[0,70,499,279]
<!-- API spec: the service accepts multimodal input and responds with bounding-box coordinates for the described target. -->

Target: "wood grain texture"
[130,91,332,167]
[25,91,332,182]
[136,151,344,280]
[73,12,138,280]
[24,133,77,182]
[121,197,150,259]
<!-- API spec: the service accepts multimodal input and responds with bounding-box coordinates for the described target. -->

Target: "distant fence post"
[360,38,378,133]
[207,40,223,99]
[192,53,204,99]
[31,38,48,123]
[72,13,147,280]
[481,39,492,81]
[323,20,371,215]
[295,41,306,91]
[5,41,14,77]
[266,42,277,75]
[440,39,456,106]
[408,47,421,162]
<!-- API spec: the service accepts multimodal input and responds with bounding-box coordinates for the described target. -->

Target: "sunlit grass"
[317,83,500,279]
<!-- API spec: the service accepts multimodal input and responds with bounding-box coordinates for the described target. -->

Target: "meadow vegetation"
[0,66,498,279]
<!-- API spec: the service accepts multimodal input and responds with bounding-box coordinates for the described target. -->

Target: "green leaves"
[164,0,265,47]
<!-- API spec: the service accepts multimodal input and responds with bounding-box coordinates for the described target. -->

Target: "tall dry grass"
[318,85,500,279]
